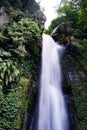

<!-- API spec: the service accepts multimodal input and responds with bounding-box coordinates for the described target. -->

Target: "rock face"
[27,0,46,31]
[0,0,46,30]
[61,51,87,130]
[51,22,73,44]
[51,22,87,129]
[0,7,9,25]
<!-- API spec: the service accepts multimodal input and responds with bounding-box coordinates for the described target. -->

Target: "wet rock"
[67,70,86,83]
[62,56,87,84]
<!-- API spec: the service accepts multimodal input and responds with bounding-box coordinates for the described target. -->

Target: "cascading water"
[38,34,68,130]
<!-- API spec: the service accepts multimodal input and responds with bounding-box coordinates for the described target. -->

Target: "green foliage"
[0,56,20,94]
[8,7,28,22]
[48,0,87,39]
[61,41,87,130]
[0,77,29,130]
[0,33,9,42]
[0,18,41,49]
[0,6,41,130]
[0,0,27,9]
[0,18,41,82]
[1,17,41,80]
[0,1,42,129]
[0,89,19,130]
[71,82,87,130]
[57,4,79,23]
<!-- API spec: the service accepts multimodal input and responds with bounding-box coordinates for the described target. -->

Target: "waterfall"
[38,34,68,130]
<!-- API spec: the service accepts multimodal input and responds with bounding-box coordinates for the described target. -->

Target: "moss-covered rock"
[51,22,73,44]
[61,42,87,129]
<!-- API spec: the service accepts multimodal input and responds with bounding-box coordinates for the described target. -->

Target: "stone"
[27,0,46,31]
[51,22,73,44]
[0,7,9,25]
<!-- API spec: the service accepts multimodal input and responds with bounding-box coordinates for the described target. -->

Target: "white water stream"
[38,34,68,130]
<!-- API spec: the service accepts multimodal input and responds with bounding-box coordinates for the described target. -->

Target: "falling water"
[38,34,68,130]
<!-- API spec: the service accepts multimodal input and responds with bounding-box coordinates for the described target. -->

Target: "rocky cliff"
[51,22,87,130]
[0,0,46,30]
